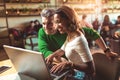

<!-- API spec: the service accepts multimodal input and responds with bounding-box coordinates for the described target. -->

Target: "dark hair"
[118,15,120,19]
[55,6,81,32]
[82,14,87,19]
[34,19,39,22]
[30,20,34,23]
[55,10,69,20]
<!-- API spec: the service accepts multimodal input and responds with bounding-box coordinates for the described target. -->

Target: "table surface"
[0,60,38,80]
[0,60,17,76]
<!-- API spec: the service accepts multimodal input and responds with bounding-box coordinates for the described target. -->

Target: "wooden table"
[0,60,38,80]
[0,60,17,76]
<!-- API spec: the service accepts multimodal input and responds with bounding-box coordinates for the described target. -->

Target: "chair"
[23,35,38,51]
[109,39,120,55]
[109,27,120,55]
[92,53,120,80]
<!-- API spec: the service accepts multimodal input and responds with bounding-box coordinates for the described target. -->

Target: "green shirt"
[38,27,100,58]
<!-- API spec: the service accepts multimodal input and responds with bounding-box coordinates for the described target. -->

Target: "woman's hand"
[50,62,72,74]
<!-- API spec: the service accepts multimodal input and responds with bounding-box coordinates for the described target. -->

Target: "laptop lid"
[0,73,36,80]
[3,45,52,80]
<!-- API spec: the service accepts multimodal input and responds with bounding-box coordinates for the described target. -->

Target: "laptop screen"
[3,45,52,80]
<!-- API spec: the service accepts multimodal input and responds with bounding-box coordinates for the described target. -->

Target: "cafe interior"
[0,0,120,80]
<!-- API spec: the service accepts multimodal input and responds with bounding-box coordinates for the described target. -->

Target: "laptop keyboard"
[47,63,71,80]
[51,73,57,79]
[50,70,70,80]
[46,61,72,80]
[0,66,11,74]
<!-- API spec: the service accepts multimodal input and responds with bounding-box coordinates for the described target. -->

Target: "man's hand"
[105,51,118,60]
[46,54,55,65]
[46,54,65,67]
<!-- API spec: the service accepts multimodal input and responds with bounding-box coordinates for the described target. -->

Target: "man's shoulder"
[39,28,45,34]
[39,28,44,31]
[82,27,93,31]
[38,28,48,37]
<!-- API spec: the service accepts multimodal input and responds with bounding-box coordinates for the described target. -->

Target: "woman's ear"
[67,23,76,32]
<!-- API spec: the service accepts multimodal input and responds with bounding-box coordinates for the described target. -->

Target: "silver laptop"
[3,45,69,80]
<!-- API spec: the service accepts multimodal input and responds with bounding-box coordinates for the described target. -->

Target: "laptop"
[2,45,69,80]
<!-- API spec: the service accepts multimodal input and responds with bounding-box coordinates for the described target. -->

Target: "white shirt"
[61,34,93,65]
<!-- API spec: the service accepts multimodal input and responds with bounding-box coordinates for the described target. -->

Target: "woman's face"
[53,14,68,34]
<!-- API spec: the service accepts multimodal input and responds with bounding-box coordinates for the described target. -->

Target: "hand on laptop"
[46,54,64,66]
[50,61,72,74]
[46,54,55,65]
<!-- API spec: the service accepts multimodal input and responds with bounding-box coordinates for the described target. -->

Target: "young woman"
[46,6,95,80]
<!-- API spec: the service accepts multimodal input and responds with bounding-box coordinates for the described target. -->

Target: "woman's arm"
[50,60,95,75]
[70,61,95,74]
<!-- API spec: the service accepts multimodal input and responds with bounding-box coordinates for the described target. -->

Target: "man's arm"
[83,27,118,59]
[83,27,100,41]
[95,37,108,51]
[38,28,53,58]
[95,37,118,60]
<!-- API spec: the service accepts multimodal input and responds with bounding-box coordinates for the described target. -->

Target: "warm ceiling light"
[63,0,68,3]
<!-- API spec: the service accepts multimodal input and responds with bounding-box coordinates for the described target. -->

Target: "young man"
[38,8,117,60]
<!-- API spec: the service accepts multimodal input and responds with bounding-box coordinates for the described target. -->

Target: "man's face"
[42,16,57,35]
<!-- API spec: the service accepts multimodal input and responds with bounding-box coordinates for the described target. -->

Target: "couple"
[38,6,117,80]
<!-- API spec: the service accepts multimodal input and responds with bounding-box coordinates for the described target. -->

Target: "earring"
[68,24,76,32]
